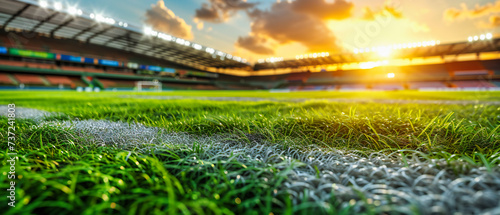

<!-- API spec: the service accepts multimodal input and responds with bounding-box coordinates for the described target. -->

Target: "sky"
[65,0,500,62]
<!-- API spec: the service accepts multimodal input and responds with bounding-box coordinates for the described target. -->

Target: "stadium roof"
[0,0,251,70]
[254,37,500,70]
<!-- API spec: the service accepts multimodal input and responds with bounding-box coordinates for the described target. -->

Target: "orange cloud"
[195,0,256,23]
[444,1,500,21]
[362,3,403,21]
[236,35,275,55]
[477,15,500,28]
[236,0,352,55]
[291,0,353,20]
[145,0,193,40]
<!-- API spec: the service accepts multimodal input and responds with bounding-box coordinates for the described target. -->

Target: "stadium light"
[205,48,215,54]
[54,2,63,11]
[226,54,232,59]
[474,36,479,41]
[176,38,185,45]
[377,48,391,58]
[486,33,493,39]
[67,6,82,16]
[39,0,49,8]
[480,34,486,40]
[387,73,395,79]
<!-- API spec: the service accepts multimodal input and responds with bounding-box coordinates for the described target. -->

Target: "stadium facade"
[0,0,499,91]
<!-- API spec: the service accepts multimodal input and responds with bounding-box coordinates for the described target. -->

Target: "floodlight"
[206,48,215,54]
[474,36,479,41]
[54,2,63,11]
[68,7,79,15]
[377,48,391,58]
[387,73,395,78]
[144,27,153,36]
[39,0,48,8]
[353,49,359,54]
[468,37,473,42]
[480,34,486,40]
[486,33,493,39]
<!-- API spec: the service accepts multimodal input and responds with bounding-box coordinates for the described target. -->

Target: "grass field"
[1,90,500,214]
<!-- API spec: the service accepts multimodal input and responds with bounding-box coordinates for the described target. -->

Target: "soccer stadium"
[0,0,499,214]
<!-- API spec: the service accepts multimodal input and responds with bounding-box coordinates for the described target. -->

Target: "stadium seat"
[307,72,336,84]
[13,74,45,85]
[452,81,497,88]
[481,59,500,71]
[408,81,448,89]
[372,83,404,90]
[0,60,27,67]
[61,66,86,72]
[286,72,311,83]
[45,76,75,86]
[445,61,485,72]
[340,84,367,90]
[0,73,14,84]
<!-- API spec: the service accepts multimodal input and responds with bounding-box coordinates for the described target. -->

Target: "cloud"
[362,3,403,21]
[195,0,257,23]
[444,1,500,21]
[411,21,430,33]
[145,0,193,39]
[236,0,352,55]
[236,35,275,55]
[490,15,500,26]
[291,0,353,20]
[477,15,500,28]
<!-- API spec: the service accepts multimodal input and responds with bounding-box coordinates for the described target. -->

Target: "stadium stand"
[60,65,86,72]
[451,81,497,88]
[372,83,404,90]
[0,0,498,91]
[45,75,75,86]
[68,77,87,87]
[340,84,367,90]
[0,73,14,84]
[286,72,311,83]
[445,61,485,72]
[481,59,500,71]
[0,59,27,67]
[402,64,451,81]
[408,81,448,89]
[307,72,337,84]
[14,74,45,85]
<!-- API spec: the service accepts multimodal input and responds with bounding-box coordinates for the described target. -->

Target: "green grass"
[1,90,499,214]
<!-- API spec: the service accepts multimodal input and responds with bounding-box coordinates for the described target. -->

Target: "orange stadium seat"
[0,60,27,67]
[14,74,45,85]
[26,63,55,70]
[45,76,74,86]
[61,66,86,72]
[0,73,14,84]
[85,67,104,73]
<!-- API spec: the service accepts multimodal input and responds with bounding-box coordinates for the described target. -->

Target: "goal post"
[136,80,162,92]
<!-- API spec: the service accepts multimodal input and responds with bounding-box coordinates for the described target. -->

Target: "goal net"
[136,80,162,92]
